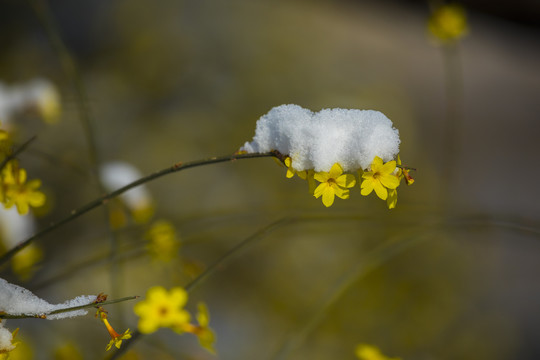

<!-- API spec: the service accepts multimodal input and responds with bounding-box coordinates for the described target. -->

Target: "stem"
[271,233,428,360]
[0,296,138,320]
[185,216,296,292]
[0,152,277,266]
[0,136,38,172]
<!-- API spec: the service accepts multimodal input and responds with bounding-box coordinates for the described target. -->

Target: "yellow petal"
[370,156,384,171]
[328,163,344,179]
[373,181,388,200]
[336,173,356,188]
[321,188,335,207]
[380,160,397,175]
[313,183,328,199]
[380,174,400,189]
[314,171,330,183]
[360,179,374,196]
[285,167,295,178]
[387,188,398,209]
[334,188,350,200]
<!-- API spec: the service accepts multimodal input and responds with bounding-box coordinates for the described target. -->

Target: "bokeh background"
[1,0,540,359]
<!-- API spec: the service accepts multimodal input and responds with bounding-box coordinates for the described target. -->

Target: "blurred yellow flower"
[428,4,468,43]
[356,344,401,360]
[360,156,399,201]
[193,302,216,354]
[1,162,46,215]
[314,163,356,207]
[133,286,191,334]
[12,244,42,281]
[145,220,180,262]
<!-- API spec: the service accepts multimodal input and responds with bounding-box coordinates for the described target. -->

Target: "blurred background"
[1,0,539,359]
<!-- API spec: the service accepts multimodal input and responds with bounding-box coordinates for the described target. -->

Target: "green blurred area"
[1,0,540,359]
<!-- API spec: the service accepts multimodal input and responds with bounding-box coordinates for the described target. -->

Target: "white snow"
[0,277,96,320]
[0,324,15,353]
[100,161,152,211]
[0,79,59,124]
[241,104,401,172]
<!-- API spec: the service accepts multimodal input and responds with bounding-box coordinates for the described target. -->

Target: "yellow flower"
[284,157,307,179]
[12,244,42,281]
[97,309,132,351]
[314,163,356,207]
[428,4,468,43]
[360,157,399,201]
[194,302,216,354]
[386,155,415,209]
[145,220,180,262]
[1,162,46,215]
[356,344,401,360]
[105,328,131,351]
[133,286,191,334]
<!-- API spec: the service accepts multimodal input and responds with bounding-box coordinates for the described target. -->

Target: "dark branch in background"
[0,152,278,267]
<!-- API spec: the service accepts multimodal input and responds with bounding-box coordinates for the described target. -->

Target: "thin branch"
[0,136,38,172]
[0,295,138,320]
[0,152,278,266]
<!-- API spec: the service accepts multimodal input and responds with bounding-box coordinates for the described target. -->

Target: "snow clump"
[241,104,401,172]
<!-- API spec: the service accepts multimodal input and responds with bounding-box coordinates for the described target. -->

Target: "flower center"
[159,306,169,317]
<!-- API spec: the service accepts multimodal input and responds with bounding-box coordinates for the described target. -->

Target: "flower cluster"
[281,154,414,208]
[134,286,216,354]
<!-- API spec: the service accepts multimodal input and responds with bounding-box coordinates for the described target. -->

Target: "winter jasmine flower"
[97,308,132,351]
[145,220,180,262]
[1,162,46,215]
[133,286,190,334]
[314,163,356,207]
[428,4,468,43]
[360,156,400,201]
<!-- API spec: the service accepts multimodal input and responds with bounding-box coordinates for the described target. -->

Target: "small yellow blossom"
[386,155,415,209]
[98,311,131,351]
[428,4,468,43]
[145,220,180,262]
[356,344,401,360]
[284,157,307,179]
[12,244,42,280]
[360,157,399,201]
[133,286,191,334]
[105,328,131,351]
[97,309,131,351]
[193,302,216,354]
[1,162,46,215]
[314,163,356,207]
